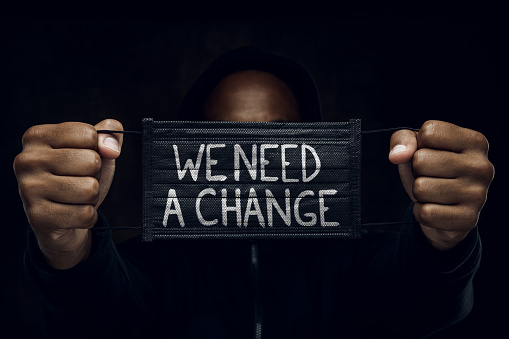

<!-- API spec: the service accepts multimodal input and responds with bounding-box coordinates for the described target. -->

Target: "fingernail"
[103,136,120,152]
[389,144,408,156]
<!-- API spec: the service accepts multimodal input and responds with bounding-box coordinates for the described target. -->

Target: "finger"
[17,149,102,177]
[413,148,494,184]
[413,202,478,232]
[26,201,98,231]
[95,119,124,159]
[389,129,418,165]
[18,173,100,205]
[49,149,102,177]
[22,122,98,151]
[412,177,482,205]
[43,176,100,205]
[418,120,489,154]
[412,149,463,179]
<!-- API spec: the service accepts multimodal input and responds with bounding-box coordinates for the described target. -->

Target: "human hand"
[389,120,494,251]
[13,119,123,268]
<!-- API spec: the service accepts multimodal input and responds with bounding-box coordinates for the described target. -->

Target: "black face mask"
[140,118,362,241]
[97,119,417,241]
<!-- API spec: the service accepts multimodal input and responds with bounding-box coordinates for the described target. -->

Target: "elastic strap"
[361,127,419,134]
[97,130,142,135]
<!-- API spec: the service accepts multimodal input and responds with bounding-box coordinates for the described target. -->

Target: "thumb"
[388,129,418,165]
[389,129,418,202]
[94,119,124,208]
[95,119,124,159]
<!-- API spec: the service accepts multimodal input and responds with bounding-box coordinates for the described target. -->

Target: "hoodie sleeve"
[24,211,157,339]
[356,204,481,338]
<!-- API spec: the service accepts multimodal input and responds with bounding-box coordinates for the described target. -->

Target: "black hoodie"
[24,47,481,339]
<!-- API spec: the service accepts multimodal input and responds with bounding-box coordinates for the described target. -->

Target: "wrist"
[38,230,92,270]
[420,225,469,251]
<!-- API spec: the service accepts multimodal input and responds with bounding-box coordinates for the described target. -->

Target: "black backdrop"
[1,18,506,337]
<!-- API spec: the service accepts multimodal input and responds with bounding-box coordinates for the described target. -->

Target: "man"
[14,47,494,338]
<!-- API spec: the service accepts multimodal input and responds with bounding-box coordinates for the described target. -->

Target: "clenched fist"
[389,120,494,251]
[13,119,123,269]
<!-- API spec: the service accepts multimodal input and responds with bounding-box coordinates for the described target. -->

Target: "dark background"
[1,17,506,337]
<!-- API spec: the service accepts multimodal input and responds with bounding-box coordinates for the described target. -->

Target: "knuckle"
[61,122,97,148]
[486,161,495,181]
[25,203,50,227]
[83,125,98,144]
[102,119,124,130]
[77,205,97,227]
[419,120,436,139]
[82,178,100,203]
[471,131,490,153]
[412,177,428,200]
[412,149,428,172]
[18,176,40,195]
[477,159,495,181]
[465,157,495,182]
[468,185,488,207]
[460,208,480,229]
[83,150,102,173]
[13,152,33,174]
[22,125,47,146]
[480,160,495,181]
[77,125,97,148]
[416,204,436,226]
[92,152,102,172]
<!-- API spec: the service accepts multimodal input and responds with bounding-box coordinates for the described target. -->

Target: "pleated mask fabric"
[141,119,362,241]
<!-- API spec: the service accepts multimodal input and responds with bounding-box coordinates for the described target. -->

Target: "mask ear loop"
[97,130,143,135]
[361,127,419,134]
[94,127,421,232]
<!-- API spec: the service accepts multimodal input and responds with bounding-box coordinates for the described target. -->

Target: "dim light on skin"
[203,70,301,124]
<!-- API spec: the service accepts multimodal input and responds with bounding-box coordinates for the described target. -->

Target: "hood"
[177,46,323,122]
